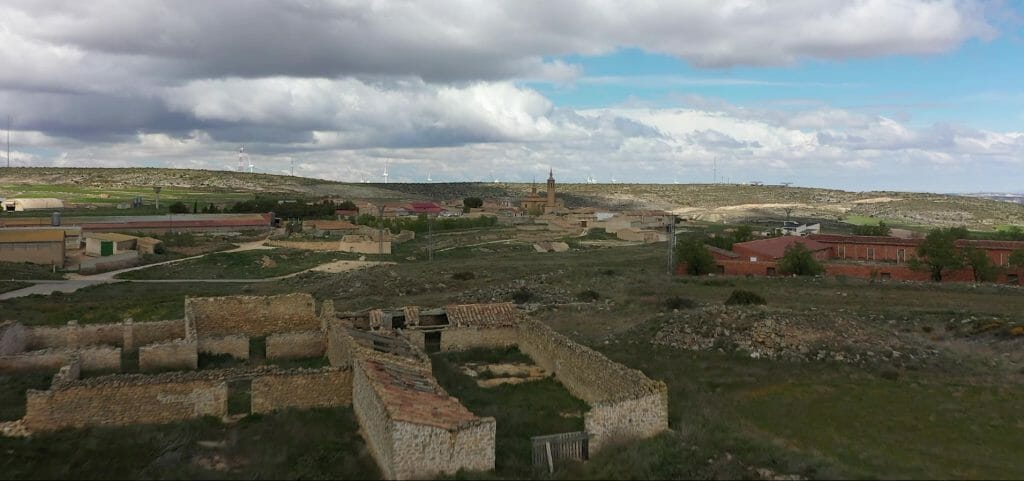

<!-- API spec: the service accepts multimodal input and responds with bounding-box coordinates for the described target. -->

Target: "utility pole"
[378,205,385,257]
[153,186,162,210]
[428,213,434,262]
[666,216,676,276]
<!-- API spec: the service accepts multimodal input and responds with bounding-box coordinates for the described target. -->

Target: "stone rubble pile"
[649,305,940,366]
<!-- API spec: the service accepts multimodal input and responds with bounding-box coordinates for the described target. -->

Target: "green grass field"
[0,261,65,280]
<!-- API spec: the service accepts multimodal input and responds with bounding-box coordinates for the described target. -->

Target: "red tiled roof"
[955,239,1024,250]
[445,303,517,327]
[808,234,919,246]
[706,245,739,258]
[733,236,830,260]
[361,360,477,429]
[407,202,445,214]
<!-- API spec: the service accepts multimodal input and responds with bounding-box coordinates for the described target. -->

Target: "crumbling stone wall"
[185,294,319,337]
[198,335,249,359]
[24,319,185,351]
[0,321,27,355]
[353,357,494,480]
[79,347,122,373]
[251,368,352,414]
[24,371,229,431]
[1,347,121,374]
[516,319,668,452]
[139,340,198,372]
[266,331,324,360]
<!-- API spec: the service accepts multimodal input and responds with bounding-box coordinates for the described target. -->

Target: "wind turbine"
[382,160,389,184]
[426,172,432,182]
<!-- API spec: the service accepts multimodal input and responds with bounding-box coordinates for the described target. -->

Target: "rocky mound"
[648,305,940,367]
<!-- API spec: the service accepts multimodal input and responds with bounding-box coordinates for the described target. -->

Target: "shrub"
[599,268,617,276]
[675,236,716,275]
[153,243,167,255]
[724,289,766,306]
[511,287,534,304]
[168,201,190,214]
[451,271,475,281]
[664,296,697,310]
[463,197,483,209]
[880,369,900,381]
[577,290,600,302]
[778,242,824,276]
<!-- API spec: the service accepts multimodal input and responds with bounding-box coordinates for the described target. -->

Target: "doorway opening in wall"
[249,337,267,365]
[424,331,442,353]
[1008,274,1019,285]
[227,379,252,415]
[391,315,407,330]
[120,349,141,373]
[766,267,777,276]
[716,265,726,274]
[880,272,892,281]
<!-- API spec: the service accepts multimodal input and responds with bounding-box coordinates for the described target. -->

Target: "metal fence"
[531,431,590,473]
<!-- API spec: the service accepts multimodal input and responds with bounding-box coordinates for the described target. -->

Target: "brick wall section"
[185,294,319,337]
[412,327,517,352]
[139,340,198,372]
[24,371,229,431]
[266,331,325,360]
[516,319,669,452]
[0,321,27,355]
[250,367,352,414]
[198,335,249,359]
[707,259,1023,283]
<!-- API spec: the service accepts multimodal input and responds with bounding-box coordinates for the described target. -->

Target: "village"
[2,172,1024,480]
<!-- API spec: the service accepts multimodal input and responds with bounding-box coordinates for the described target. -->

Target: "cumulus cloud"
[0,1,1020,192]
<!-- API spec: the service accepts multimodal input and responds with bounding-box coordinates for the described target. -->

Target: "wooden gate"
[531,431,590,473]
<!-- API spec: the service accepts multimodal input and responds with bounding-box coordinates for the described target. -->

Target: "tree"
[733,225,755,243]
[463,197,483,209]
[676,236,717,275]
[852,221,891,236]
[192,201,198,214]
[337,200,357,211]
[778,242,824,276]
[963,246,999,282]
[911,228,964,282]
[168,201,190,214]
[1009,249,1024,268]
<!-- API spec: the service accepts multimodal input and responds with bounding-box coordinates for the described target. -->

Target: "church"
[520,169,561,214]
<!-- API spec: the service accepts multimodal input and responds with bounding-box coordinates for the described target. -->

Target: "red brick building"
[685,234,1024,284]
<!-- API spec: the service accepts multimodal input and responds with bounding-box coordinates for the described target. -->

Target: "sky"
[1,0,1023,192]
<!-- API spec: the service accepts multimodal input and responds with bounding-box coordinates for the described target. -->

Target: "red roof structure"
[407,202,445,214]
[732,236,831,260]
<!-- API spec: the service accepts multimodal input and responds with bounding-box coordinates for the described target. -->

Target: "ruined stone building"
[0,294,669,480]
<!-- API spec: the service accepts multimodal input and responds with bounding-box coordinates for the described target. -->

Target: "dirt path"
[0,240,389,300]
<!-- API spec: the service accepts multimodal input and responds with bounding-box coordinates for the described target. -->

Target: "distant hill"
[1,167,1022,229]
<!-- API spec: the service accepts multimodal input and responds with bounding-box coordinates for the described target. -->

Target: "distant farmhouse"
[689,234,1024,283]
[1,198,64,212]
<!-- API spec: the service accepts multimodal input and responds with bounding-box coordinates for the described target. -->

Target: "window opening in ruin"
[1008,274,1019,284]
[120,349,141,373]
[880,272,892,280]
[425,331,442,353]
[716,264,726,274]
[897,248,906,263]
[766,267,777,276]
[227,379,252,415]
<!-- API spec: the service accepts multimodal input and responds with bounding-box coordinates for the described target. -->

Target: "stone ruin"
[0,294,669,480]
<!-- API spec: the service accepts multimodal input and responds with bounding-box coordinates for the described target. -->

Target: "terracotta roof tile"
[444,303,517,327]
[361,359,477,429]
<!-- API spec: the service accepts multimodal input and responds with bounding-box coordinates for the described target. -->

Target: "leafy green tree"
[911,228,964,282]
[778,242,824,276]
[733,225,755,243]
[963,246,999,282]
[168,201,190,214]
[1009,249,1024,268]
[852,221,892,236]
[337,200,357,211]
[463,197,483,209]
[676,236,717,275]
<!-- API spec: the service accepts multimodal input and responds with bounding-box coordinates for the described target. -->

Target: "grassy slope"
[0,407,380,480]
[116,249,355,280]
[0,262,65,280]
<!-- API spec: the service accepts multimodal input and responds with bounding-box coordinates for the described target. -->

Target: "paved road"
[0,239,283,300]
